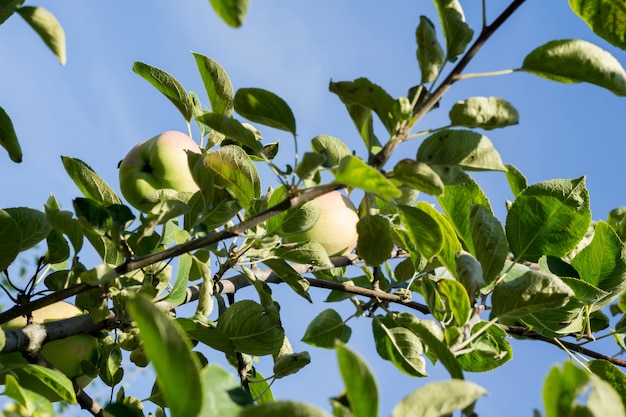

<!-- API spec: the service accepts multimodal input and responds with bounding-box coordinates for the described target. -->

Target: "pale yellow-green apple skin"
[285,191,359,256]
[118,130,202,211]
[0,302,100,388]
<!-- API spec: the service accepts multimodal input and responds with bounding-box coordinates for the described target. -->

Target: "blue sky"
[1,1,626,416]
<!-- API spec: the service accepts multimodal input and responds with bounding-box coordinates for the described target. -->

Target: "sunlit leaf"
[198,365,253,417]
[569,0,626,50]
[263,258,311,302]
[391,380,486,417]
[390,159,444,196]
[397,205,443,261]
[491,270,574,318]
[238,401,332,417]
[192,52,234,115]
[437,177,491,254]
[544,361,626,417]
[417,129,506,173]
[3,207,50,252]
[311,134,351,167]
[4,374,55,417]
[372,318,428,377]
[505,163,527,197]
[133,61,193,121]
[470,204,508,285]
[302,309,351,348]
[571,221,626,308]
[195,112,261,151]
[456,323,512,372]
[357,215,394,266]
[449,96,519,130]
[0,106,22,163]
[217,299,284,356]
[234,88,296,135]
[522,39,626,96]
[0,209,21,270]
[433,0,474,62]
[416,15,445,83]
[335,155,401,200]
[203,145,260,209]
[209,0,249,27]
[127,295,202,417]
[588,359,626,410]
[329,78,397,134]
[17,6,65,65]
[505,176,591,262]
[336,343,378,417]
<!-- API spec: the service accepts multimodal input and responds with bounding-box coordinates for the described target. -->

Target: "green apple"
[0,301,100,389]
[284,191,359,256]
[118,130,202,211]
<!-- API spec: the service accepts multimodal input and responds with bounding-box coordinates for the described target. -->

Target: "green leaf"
[415,201,463,274]
[127,295,202,417]
[265,185,320,236]
[357,215,394,266]
[391,380,486,417]
[274,240,334,268]
[195,112,261,152]
[372,318,428,377]
[273,351,311,378]
[238,401,332,417]
[449,96,519,130]
[505,163,528,196]
[470,204,508,285]
[44,228,70,264]
[569,0,626,50]
[133,61,193,121]
[522,39,626,96]
[162,252,193,306]
[203,145,261,209]
[0,0,24,25]
[395,314,464,380]
[0,106,22,163]
[192,52,234,116]
[0,209,21,270]
[17,6,65,65]
[234,88,296,135]
[397,205,444,260]
[544,361,626,417]
[345,104,382,153]
[433,0,474,62]
[9,364,77,404]
[217,300,284,356]
[335,155,401,200]
[4,374,55,417]
[390,159,444,196]
[571,221,626,308]
[456,322,512,372]
[263,258,311,302]
[311,134,351,167]
[302,309,351,348]
[416,16,445,83]
[505,176,591,262]
[198,365,253,417]
[178,319,236,355]
[329,78,397,134]
[61,156,122,205]
[588,359,626,410]
[3,207,50,252]
[209,0,249,27]
[44,194,83,253]
[416,129,506,173]
[336,344,378,417]
[73,198,113,236]
[438,278,472,325]
[437,177,491,254]
[491,270,575,318]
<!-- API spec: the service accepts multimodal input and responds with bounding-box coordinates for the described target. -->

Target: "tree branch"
[369,0,528,169]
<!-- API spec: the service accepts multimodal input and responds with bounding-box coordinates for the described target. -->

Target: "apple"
[118,130,202,211]
[284,191,359,256]
[0,301,100,389]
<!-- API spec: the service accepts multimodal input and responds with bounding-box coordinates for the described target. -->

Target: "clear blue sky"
[1,1,625,416]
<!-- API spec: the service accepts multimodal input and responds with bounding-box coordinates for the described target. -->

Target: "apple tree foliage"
[3,0,626,416]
